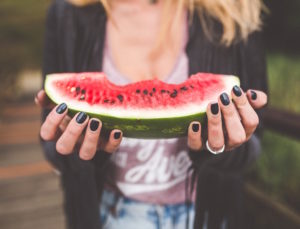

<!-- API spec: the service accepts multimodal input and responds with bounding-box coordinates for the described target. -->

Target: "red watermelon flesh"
[45,72,239,138]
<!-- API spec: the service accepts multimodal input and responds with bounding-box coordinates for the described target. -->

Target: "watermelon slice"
[45,72,239,138]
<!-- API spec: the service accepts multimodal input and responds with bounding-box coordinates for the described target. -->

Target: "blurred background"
[0,0,299,228]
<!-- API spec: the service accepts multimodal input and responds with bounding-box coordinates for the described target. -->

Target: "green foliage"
[0,0,50,100]
[264,0,300,53]
[248,131,300,212]
[267,54,300,113]
[0,0,50,70]
[247,53,300,212]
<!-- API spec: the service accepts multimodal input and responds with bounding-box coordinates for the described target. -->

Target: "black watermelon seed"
[117,94,124,102]
[190,85,194,89]
[79,95,85,100]
[149,92,153,96]
[160,89,166,93]
[136,89,141,93]
[170,90,178,98]
[152,88,156,92]
[170,93,177,98]
[76,86,81,94]
[180,86,188,91]
[104,99,109,103]
[143,89,148,95]
[81,89,86,94]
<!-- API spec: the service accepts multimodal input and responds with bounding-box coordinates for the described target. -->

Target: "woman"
[36,0,268,228]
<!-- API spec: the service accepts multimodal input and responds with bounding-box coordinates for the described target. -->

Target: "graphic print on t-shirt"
[106,137,192,204]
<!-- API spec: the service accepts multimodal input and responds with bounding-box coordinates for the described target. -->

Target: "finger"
[56,112,89,155]
[206,102,225,151]
[187,122,202,151]
[58,115,72,132]
[40,103,68,141]
[101,129,123,153]
[247,90,267,109]
[232,86,259,139]
[35,90,55,109]
[79,119,102,160]
[219,93,246,149]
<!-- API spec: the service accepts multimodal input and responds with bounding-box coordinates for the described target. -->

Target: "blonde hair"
[68,0,265,46]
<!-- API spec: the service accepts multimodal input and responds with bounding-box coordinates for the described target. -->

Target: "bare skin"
[37,0,268,159]
[107,0,185,81]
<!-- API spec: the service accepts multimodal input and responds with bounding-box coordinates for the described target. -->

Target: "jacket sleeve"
[41,2,107,229]
[191,31,268,229]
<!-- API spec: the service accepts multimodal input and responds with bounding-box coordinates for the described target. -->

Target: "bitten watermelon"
[45,72,239,138]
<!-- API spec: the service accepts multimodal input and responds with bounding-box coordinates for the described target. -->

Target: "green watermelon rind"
[45,74,239,139]
[70,109,205,138]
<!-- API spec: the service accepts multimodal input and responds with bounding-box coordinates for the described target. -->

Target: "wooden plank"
[0,102,67,229]
[0,174,65,229]
[0,188,63,216]
[0,144,45,166]
[0,206,65,229]
[0,102,40,120]
[0,161,53,180]
[263,107,300,140]
[0,173,65,229]
[0,119,40,145]
[0,173,60,200]
[245,183,300,229]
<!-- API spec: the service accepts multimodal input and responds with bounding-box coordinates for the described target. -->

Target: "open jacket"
[41,1,267,229]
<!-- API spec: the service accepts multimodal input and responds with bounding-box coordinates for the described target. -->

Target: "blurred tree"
[264,0,300,53]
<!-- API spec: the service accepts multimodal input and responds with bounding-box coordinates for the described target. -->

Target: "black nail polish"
[220,93,230,106]
[192,123,199,132]
[211,103,219,115]
[251,91,257,100]
[90,120,99,131]
[114,132,121,139]
[56,103,67,114]
[233,86,242,97]
[76,112,87,124]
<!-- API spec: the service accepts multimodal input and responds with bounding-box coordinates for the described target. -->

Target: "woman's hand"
[187,86,267,153]
[35,90,123,160]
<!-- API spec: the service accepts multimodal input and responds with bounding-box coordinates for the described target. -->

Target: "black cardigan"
[41,1,267,229]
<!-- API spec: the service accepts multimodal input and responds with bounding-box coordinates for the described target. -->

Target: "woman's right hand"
[35,90,123,160]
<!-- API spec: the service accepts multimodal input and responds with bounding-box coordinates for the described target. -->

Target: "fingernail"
[233,86,242,97]
[90,120,99,131]
[56,103,67,114]
[211,103,219,115]
[114,131,121,139]
[251,91,257,100]
[192,123,199,132]
[76,112,87,124]
[220,93,230,106]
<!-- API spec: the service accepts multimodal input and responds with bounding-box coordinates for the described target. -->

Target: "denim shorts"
[100,189,196,229]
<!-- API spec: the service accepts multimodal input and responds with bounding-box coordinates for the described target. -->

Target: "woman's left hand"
[187,86,267,153]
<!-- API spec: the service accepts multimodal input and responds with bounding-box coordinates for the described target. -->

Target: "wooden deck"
[0,101,65,229]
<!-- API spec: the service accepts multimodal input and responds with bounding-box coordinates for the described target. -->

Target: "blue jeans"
[100,189,196,229]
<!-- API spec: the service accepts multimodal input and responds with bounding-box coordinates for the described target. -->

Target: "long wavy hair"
[69,0,265,47]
